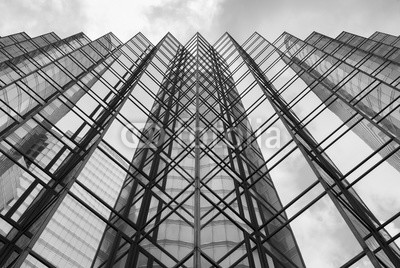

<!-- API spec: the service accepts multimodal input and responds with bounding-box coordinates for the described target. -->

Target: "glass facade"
[0,30,399,268]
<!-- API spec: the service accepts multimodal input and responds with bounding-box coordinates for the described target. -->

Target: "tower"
[0,30,399,268]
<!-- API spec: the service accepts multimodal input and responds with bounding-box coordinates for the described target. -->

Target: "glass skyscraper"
[0,30,399,268]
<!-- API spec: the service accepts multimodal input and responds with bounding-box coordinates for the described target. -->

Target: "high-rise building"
[0,30,399,268]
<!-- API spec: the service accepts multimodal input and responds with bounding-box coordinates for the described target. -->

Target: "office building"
[0,30,399,268]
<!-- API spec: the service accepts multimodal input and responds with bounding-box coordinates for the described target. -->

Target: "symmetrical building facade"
[0,30,399,268]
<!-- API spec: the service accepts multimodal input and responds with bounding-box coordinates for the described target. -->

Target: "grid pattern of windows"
[0,30,400,268]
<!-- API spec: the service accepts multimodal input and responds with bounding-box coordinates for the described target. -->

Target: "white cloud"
[81,0,225,44]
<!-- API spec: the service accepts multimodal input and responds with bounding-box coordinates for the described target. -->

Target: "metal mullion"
[198,95,227,122]
[71,179,142,234]
[233,35,400,266]
[98,141,152,181]
[256,41,290,71]
[227,64,253,88]
[137,180,195,230]
[308,65,400,145]
[73,52,126,86]
[267,91,373,220]
[27,250,56,268]
[337,140,399,205]
[1,34,54,62]
[246,35,268,59]
[2,48,118,127]
[135,33,154,52]
[63,32,90,48]
[200,172,277,253]
[255,40,290,70]
[312,82,398,152]
[215,35,234,57]
[235,90,268,125]
[100,51,138,79]
[274,34,311,60]
[148,51,176,77]
[227,237,293,268]
[213,33,230,51]
[0,35,117,95]
[241,33,262,54]
[151,65,191,240]
[197,113,232,147]
[0,33,86,78]
[82,34,122,61]
[193,35,201,268]
[277,42,346,86]
[257,139,400,262]
[370,41,398,60]
[227,148,294,222]
[198,140,297,222]
[282,57,354,114]
[198,139,245,186]
[240,33,259,51]
[196,87,226,121]
[274,39,400,146]
[165,116,197,145]
[14,35,92,72]
[171,251,196,268]
[0,32,30,48]
[200,100,280,164]
[123,39,151,64]
[223,47,240,67]
[211,50,270,242]
[0,143,95,266]
[293,33,400,93]
[196,88,227,123]
[197,115,256,172]
[227,77,259,113]
[166,96,197,130]
[121,39,151,64]
[340,32,400,62]
[0,137,64,191]
[141,63,173,90]
[138,84,199,217]
[151,146,196,191]
[4,180,40,218]
[197,190,261,267]
[199,183,301,268]
[46,36,124,85]
[136,78,161,99]
[197,251,224,268]
[158,39,178,61]
[4,43,159,267]
[217,35,236,55]
[67,188,176,267]
[276,101,398,266]
[135,184,195,241]
[1,111,80,172]
[251,136,394,241]
[125,46,187,266]
[152,46,175,69]
[91,42,166,264]
[0,92,97,180]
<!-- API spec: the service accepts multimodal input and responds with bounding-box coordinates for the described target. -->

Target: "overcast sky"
[1,0,400,45]
[2,0,400,267]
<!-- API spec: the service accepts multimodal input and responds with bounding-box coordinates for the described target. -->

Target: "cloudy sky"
[1,0,400,45]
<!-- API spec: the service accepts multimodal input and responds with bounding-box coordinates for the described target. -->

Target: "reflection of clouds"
[292,196,363,267]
